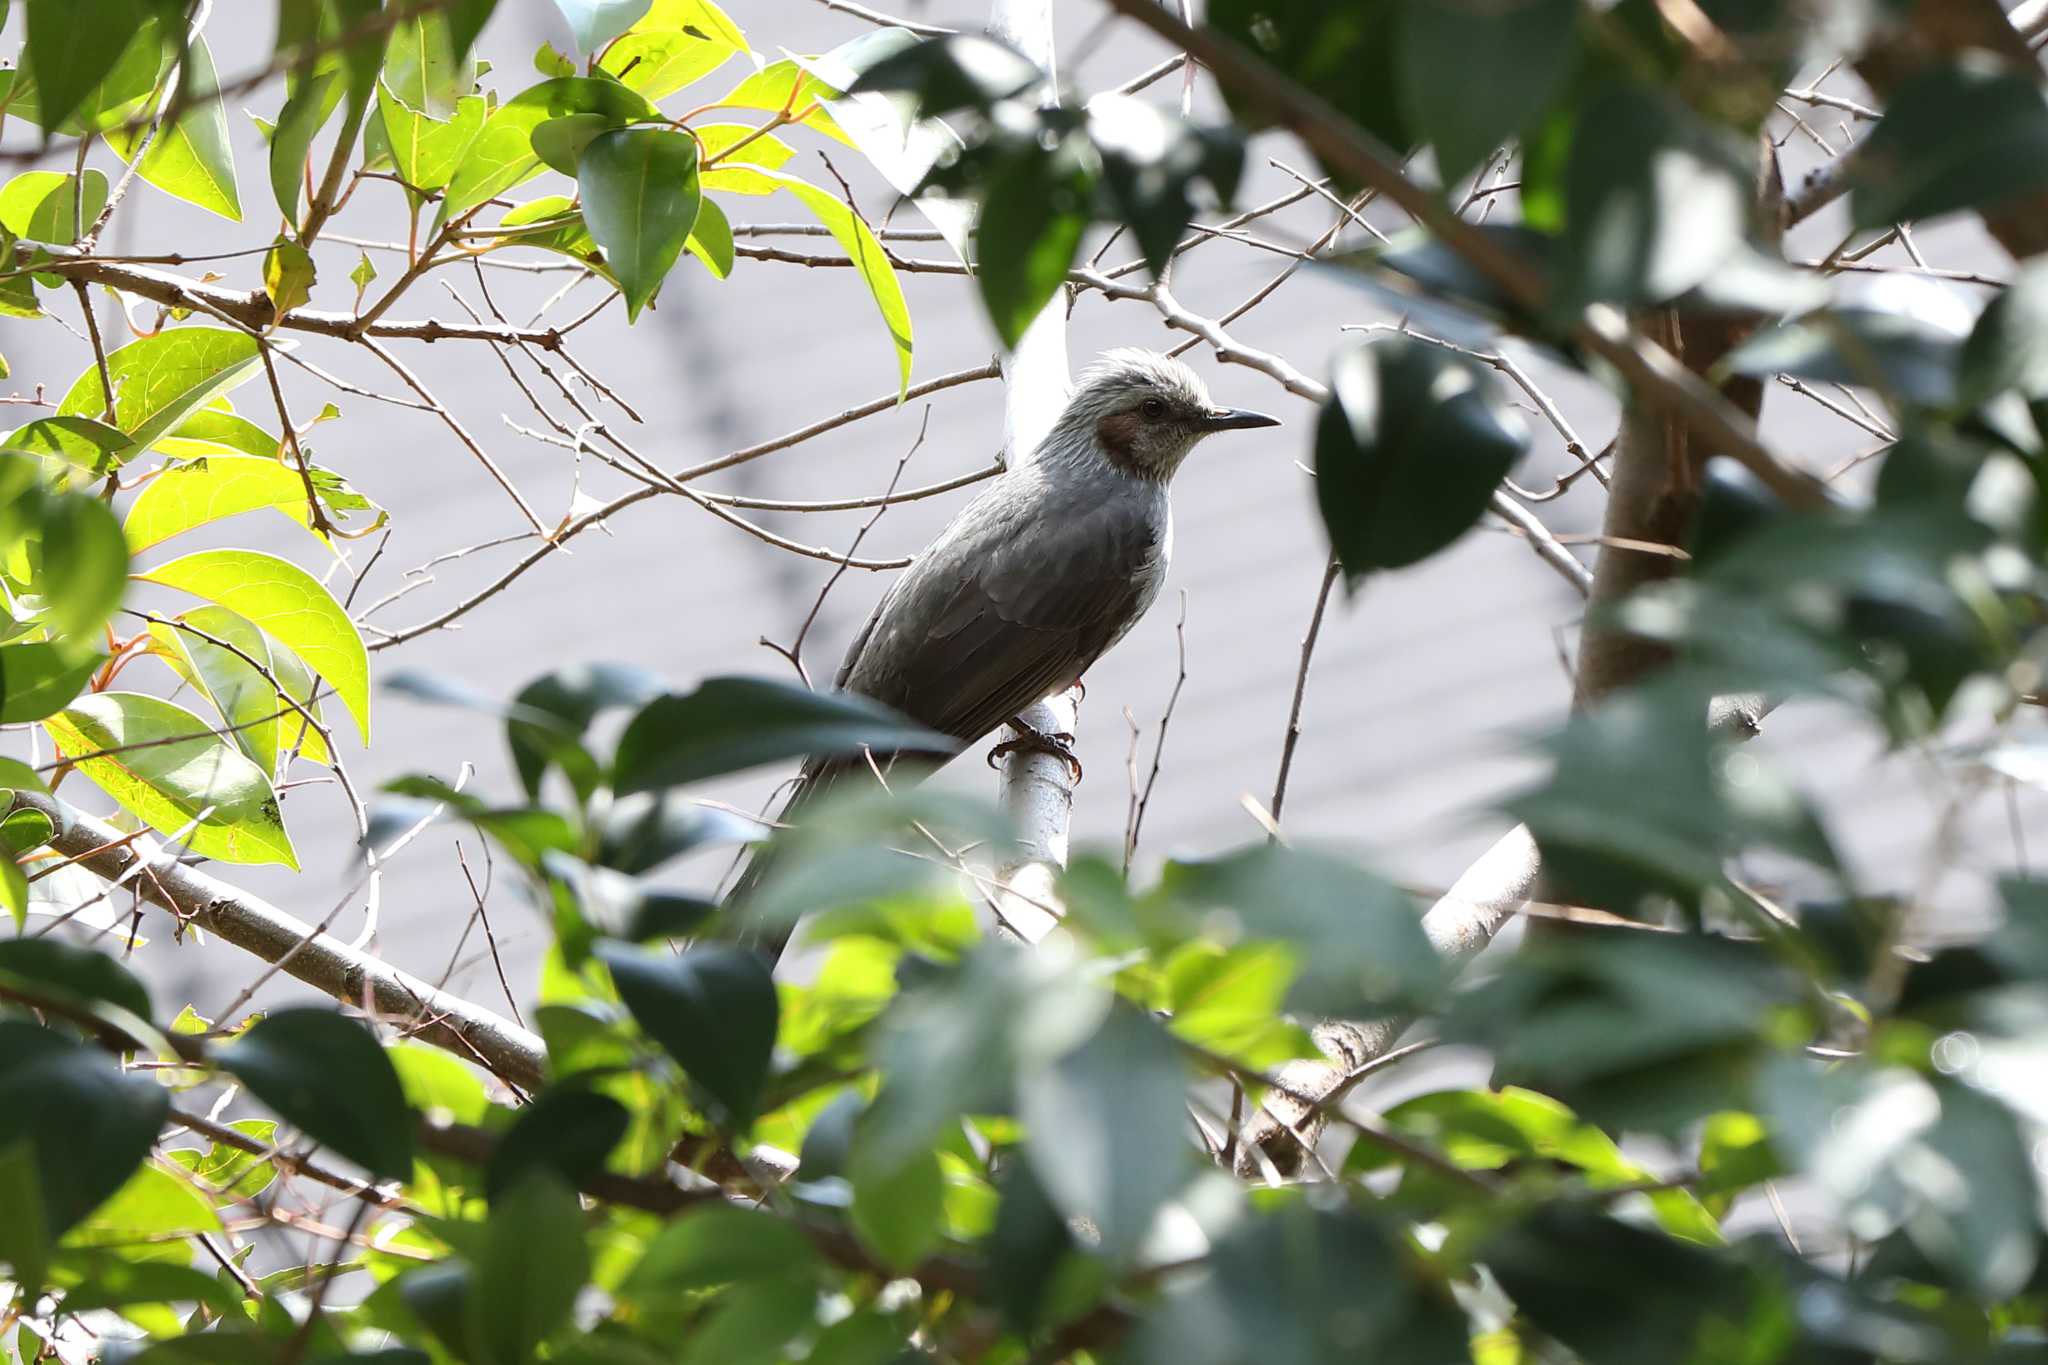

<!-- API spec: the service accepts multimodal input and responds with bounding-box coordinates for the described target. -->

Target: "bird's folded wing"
[845,499,1157,745]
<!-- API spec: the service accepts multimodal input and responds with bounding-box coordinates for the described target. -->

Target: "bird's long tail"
[725,754,855,959]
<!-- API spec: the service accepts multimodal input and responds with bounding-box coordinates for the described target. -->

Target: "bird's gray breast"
[838,466,1171,743]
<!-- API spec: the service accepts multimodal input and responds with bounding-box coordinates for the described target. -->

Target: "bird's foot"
[988,716,1084,783]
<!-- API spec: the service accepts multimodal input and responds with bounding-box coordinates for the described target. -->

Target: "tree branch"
[9,791,547,1092]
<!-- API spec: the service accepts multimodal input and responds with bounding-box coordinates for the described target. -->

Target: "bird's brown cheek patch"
[1095,411,1142,465]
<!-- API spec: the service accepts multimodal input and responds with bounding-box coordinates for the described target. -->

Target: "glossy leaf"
[125,36,240,220]
[1315,336,1530,580]
[505,661,662,800]
[0,1020,168,1236]
[485,1088,629,1200]
[467,1173,589,1365]
[147,605,331,777]
[380,89,487,193]
[440,77,657,223]
[974,148,1086,349]
[125,454,336,551]
[1019,1004,1191,1262]
[0,937,151,1021]
[685,193,735,279]
[1850,56,2048,231]
[1397,0,1577,184]
[220,1008,415,1179]
[613,676,952,794]
[269,67,344,223]
[56,327,264,461]
[1562,85,1753,306]
[597,942,778,1128]
[577,126,701,321]
[43,691,298,867]
[24,0,149,133]
[135,548,371,742]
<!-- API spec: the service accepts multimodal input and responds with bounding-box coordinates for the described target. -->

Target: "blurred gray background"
[4,1,2042,1035]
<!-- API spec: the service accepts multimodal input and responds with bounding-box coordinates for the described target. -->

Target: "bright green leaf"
[123,36,240,220]
[577,126,701,321]
[56,327,264,461]
[468,1173,589,1365]
[135,548,371,742]
[440,76,657,223]
[0,169,108,244]
[44,692,296,866]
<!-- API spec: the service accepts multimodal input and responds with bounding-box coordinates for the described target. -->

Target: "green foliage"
[10,4,2048,1362]
[1314,335,1531,580]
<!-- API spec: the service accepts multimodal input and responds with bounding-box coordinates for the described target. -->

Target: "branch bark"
[10,791,547,1092]
[39,252,574,349]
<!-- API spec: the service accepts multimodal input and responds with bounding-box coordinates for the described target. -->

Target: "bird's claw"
[988,719,1084,783]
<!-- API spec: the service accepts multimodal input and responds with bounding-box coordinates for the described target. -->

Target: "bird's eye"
[1140,398,1166,419]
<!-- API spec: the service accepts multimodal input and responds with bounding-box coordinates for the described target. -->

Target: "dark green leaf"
[486,1087,629,1200]
[0,643,104,723]
[846,32,1042,115]
[220,1008,414,1179]
[1720,305,1963,408]
[1506,675,1838,915]
[1850,55,2048,231]
[1563,85,1755,306]
[25,0,148,132]
[1315,336,1530,580]
[1483,1206,1754,1365]
[1443,929,1803,1133]
[1129,1203,1470,1365]
[468,1172,589,1365]
[850,1142,946,1271]
[1020,1005,1190,1263]
[578,127,702,321]
[975,148,1087,349]
[0,1020,168,1235]
[0,1142,48,1295]
[1089,97,1244,276]
[597,942,778,1129]
[1397,0,1578,184]
[988,1149,1073,1333]
[1207,0,1408,164]
[269,67,344,222]
[441,76,657,222]
[612,676,956,794]
[595,790,764,875]
[507,661,662,801]
[0,938,151,1021]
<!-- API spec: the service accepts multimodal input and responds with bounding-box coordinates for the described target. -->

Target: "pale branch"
[368,364,1002,649]
[1489,491,1594,597]
[37,252,575,349]
[9,791,547,1092]
[993,689,1082,945]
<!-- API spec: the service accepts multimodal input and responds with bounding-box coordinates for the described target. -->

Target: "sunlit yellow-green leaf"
[57,328,265,461]
[147,605,332,777]
[134,549,370,743]
[43,692,297,868]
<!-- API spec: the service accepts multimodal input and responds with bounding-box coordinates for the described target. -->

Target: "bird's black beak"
[1202,406,1281,431]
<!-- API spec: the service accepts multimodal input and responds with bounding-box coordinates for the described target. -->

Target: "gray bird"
[730,349,1278,947]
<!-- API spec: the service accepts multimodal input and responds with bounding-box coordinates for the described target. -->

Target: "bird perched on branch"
[729,349,1278,951]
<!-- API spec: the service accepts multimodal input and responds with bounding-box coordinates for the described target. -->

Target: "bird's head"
[1052,349,1279,481]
